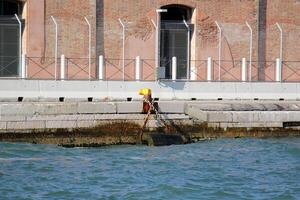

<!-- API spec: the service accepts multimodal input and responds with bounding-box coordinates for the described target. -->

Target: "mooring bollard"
[21,54,26,79]
[276,58,282,82]
[190,65,197,81]
[98,55,104,80]
[172,57,177,81]
[60,54,65,80]
[135,56,141,81]
[242,58,247,82]
[207,57,212,81]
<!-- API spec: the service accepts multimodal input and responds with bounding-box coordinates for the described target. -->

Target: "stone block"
[0,104,36,116]
[27,115,79,121]
[6,121,45,130]
[160,114,190,120]
[185,106,208,121]
[208,112,233,122]
[45,120,77,129]
[157,101,185,113]
[77,120,97,128]
[258,111,289,122]
[188,103,233,111]
[0,115,26,122]
[116,102,143,114]
[0,122,6,130]
[77,102,116,114]
[231,112,260,123]
[93,114,145,120]
[219,122,283,128]
[36,103,78,115]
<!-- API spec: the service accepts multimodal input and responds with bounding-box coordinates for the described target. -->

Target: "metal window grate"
[0,20,19,77]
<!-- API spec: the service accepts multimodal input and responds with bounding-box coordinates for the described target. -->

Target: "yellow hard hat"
[138,88,152,96]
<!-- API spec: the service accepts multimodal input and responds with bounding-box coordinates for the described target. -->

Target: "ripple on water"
[0,138,300,199]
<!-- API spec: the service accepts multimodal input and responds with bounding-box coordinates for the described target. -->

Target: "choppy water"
[0,138,300,200]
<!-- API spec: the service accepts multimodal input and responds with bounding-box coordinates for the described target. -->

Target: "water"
[0,138,300,200]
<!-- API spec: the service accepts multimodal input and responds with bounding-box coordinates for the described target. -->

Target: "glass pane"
[160,24,188,79]
[0,1,19,16]
[0,23,19,77]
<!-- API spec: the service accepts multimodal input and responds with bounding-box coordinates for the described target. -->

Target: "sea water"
[0,138,300,200]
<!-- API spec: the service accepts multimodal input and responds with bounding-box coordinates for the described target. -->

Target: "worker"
[138,88,152,114]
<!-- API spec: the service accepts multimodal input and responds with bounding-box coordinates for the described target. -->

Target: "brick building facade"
[1,0,299,81]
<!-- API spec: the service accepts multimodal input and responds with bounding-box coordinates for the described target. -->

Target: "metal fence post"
[183,20,190,80]
[60,55,65,80]
[190,65,197,81]
[242,58,247,82]
[276,23,283,63]
[51,16,58,80]
[207,57,212,81]
[215,21,222,81]
[98,55,104,80]
[84,17,92,81]
[15,14,22,78]
[172,57,177,81]
[21,54,26,79]
[118,19,125,81]
[276,58,282,82]
[246,21,253,82]
[135,56,141,81]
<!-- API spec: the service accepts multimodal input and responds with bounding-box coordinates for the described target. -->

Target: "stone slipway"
[0,100,300,146]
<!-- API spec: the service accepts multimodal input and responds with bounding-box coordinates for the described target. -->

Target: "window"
[0,0,22,77]
[160,5,193,79]
[0,0,20,16]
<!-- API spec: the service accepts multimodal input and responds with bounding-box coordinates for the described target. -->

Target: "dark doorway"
[0,0,22,77]
[160,5,193,79]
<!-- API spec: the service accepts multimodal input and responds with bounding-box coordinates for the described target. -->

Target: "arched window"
[160,5,194,79]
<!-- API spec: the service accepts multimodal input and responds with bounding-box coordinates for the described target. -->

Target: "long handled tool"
[138,99,173,143]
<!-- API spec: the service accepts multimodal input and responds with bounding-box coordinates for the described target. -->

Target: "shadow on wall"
[158,81,186,90]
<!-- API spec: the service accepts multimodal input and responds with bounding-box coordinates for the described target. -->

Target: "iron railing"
[1,56,300,82]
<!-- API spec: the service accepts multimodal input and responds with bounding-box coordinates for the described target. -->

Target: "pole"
[84,17,92,80]
[207,57,212,81]
[242,58,247,82]
[172,57,177,81]
[118,18,125,81]
[135,56,141,81]
[215,21,222,81]
[276,58,282,82]
[21,54,26,79]
[15,14,22,77]
[151,19,158,78]
[51,16,58,80]
[60,54,65,80]
[183,20,190,80]
[246,21,253,81]
[99,55,104,80]
[276,23,283,62]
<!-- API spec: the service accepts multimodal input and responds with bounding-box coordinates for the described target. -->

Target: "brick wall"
[24,0,300,80]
